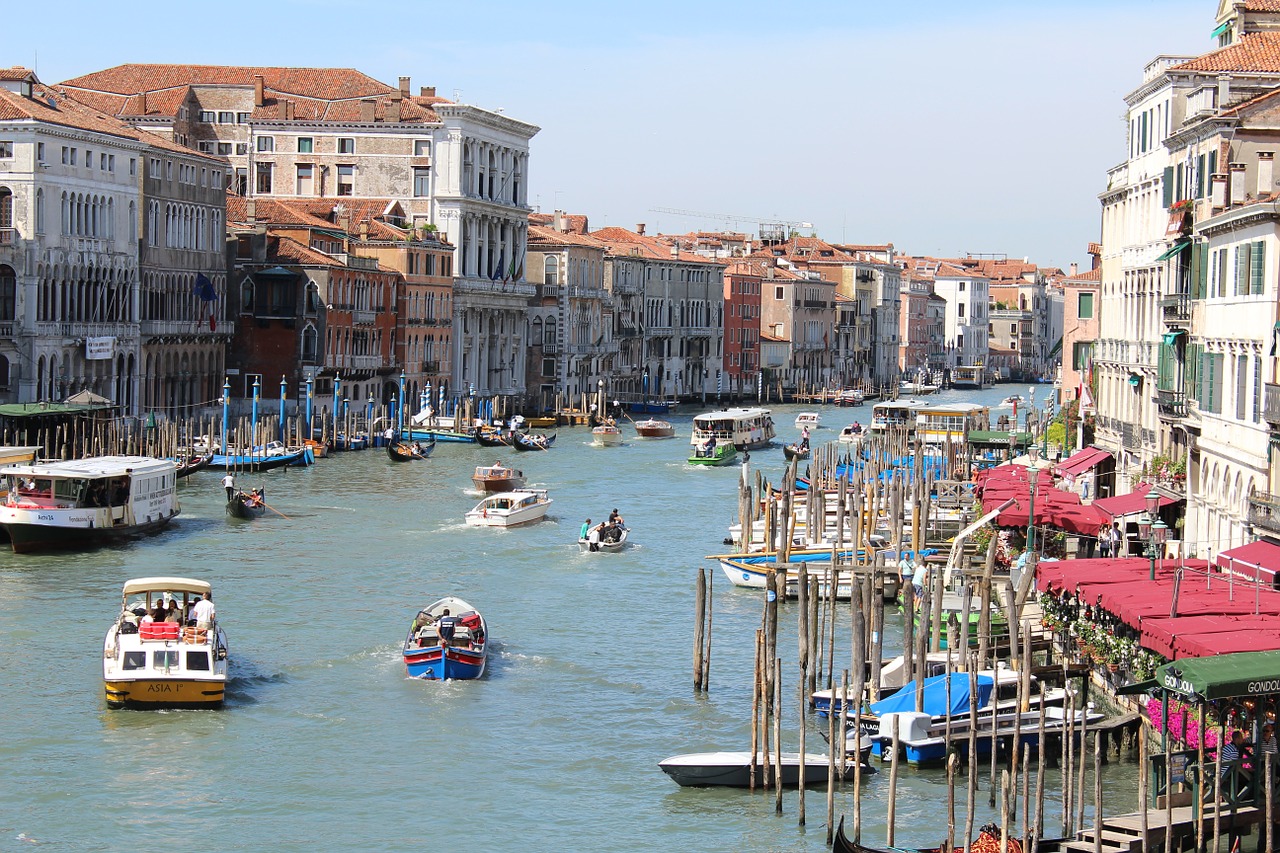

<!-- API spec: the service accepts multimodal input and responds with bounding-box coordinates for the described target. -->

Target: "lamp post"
[1138,489,1169,581]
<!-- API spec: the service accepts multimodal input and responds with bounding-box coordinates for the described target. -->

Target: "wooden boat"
[0,456,180,553]
[691,407,775,450]
[386,439,435,461]
[476,429,511,448]
[524,416,557,429]
[835,818,1022,853]
[632,418,675,439]
[211,443,314,470]
[783,442,810,461]
[795,412,821,430]
[659,743,870,787]
[172,451,213,478]
[512,432,556,452]
[579,525,629,552]
[302,438,329,459]
[834,389,865,407]
[591,423,623,446]
[688,443,738,466]
[464,489,552,527]
[471,462,526,493]
[403,596,488,680]
[226,489,267,519]
[103,576,228,709]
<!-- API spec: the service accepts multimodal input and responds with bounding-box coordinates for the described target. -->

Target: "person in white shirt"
[193,591,216,629]
[222,472,235,501]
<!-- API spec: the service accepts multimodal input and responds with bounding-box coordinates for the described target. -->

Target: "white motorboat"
[795,412,821,430]
[837,423,866,444]
[659,742,872,788]
[103,576,228,709]
[0,456,180,553]
[591,423,623,446]
[691,408,776,451]
[579,526,629,552]
[464,489,552,527]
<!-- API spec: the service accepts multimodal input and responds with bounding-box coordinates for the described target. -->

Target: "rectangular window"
[199,110,216,122]
[414,139,431,156]
[186,651,210,671]
[338,137,355,154]
[165,161,172,181]
[99,153,107,170]
[1236,244,1250,295]
[1077,291,1094,319]
[37,142,44,162]
[235,143,249,155]
[69,148,77,166]
[198,141,215,153]
[297,137,313,153]
[153,650,179,669]
[774,286,784,300]
[122,651,146,671]
[217,142,232,156]
[236,112,251,124]
[336,164,353,196]
[413,167,430,197]
[296,164,314,195]
[1237,354,1249,420]
[256,162,273,194]
[130,158,136,176]
[0,141,12,158]
[218,111,234,124]
[958,303,965,317]
[1256,355,1264,423]
[256,136,275,152]
[1010,323,1018,335]
[85,149,92,167]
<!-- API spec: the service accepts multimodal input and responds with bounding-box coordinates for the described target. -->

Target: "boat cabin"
[868,400,927,433]
[691,408,776,450]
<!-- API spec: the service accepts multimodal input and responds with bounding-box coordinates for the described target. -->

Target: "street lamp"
[1138,489,1169,581]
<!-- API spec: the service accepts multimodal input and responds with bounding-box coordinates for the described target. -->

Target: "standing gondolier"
[222,472,235,501]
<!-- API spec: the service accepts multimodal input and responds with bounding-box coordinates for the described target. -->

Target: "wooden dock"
[1045,801,1265,853]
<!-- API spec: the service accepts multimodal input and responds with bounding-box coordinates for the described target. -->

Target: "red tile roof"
[1171,31,1280,73]
[589,226,722,265]
[267,235,344,267]
[527,224,607,249]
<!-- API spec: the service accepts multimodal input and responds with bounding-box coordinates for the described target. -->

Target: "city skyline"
[11,0,1211,270]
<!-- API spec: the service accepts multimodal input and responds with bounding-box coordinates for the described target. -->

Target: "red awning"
[1055,446,1111,478]
[1141,615,1280,659]
[1035,557,1177,594]
[1178,629,1280,658]
[1093,483,1180,519]
[1049,502,1111,536]
[1215,540,1280,582]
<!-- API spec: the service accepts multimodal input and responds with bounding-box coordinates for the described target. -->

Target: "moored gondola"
[386,438,435,461]
[173,451,214,478]
[512,432,556,452]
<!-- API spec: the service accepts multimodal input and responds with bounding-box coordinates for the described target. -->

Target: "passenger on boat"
[150,600,168,623]
[580,518,591,540]
[193,591,215,629]
[437,609,457,646]
[700,434,717,457]
[164,600,183,624]
[609,508,625,529]
[587,524,602,552]
[800,426,810,450]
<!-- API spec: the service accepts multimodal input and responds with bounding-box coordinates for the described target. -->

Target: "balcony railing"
[1160,292,1190,324]
[141,319,233,337]
[1155,388,1186,418]
[1120,422,1139,449]
[1248,492,1280,537]
[353,310,377,325]
[1266,382,1280,425]
[350,355,381,371]
[421,361,440,373]
[0,228,14,245]
[34,321,136,339]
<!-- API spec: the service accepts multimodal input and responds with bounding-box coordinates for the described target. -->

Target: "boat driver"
[436,609,457,646]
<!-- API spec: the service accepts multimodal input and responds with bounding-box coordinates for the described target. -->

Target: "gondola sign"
[1169,753,1187,785]
[86,336,114,360]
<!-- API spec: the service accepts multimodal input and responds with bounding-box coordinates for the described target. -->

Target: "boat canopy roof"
[122,577,211,597]
[0,455,174,478]
[871,672,994,717]
[693,407,770,423]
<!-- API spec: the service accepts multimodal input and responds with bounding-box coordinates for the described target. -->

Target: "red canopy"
[1035,557,1174,594]
[1093,483,1180,519]
[1215,540,1280,583]
[1178,630,1280,658]
[1056,446,1111,478]
[1048,503,1111,536]
[1141,615,1280,659]
[1101,581,1280,627]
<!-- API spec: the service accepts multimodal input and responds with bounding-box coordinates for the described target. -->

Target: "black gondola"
[512,432,556,452]
[783,443,810,461]
[476,430,510,448]
[174,452,213,479]
[832,820,1023,853]
[226,490,268,519]
[387,439,435,461]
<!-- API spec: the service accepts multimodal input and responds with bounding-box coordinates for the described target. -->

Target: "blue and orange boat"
[402,597,488,680]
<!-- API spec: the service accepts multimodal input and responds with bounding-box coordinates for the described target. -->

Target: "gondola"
[173,451,213,479]
[476,430,511,448]
[833,819,1022,853]
[387,438,435,461]
[783,443,810,461]
[226,489,267,519]
[512,432,556,452]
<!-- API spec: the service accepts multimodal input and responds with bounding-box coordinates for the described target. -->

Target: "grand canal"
[0,386,1142,852]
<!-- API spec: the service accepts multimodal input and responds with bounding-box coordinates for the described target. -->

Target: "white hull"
[591,428,623,446]
[464,490,552,527]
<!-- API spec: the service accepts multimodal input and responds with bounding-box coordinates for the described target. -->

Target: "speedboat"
[837,424,865,443]
[591,423,623,446]
[464,489,552,527]
[0,456,181,553]
[633,418,675,439]
[659,739,872,787]
[103,576,228,709]
[471,462,526,493]
[579,525,629,552]
[403,596,488,680]
[795,412,821,430]
[688,443,738,466]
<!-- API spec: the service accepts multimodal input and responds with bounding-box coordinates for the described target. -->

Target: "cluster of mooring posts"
[688,427,1270,853]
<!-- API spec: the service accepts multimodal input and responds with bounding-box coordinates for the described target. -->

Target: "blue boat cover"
[870,673,994,717]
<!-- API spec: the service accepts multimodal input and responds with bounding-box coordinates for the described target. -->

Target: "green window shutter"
[1158,343,1176,391]
[1190,241,1204,298]
[1187,343,1202,403]
[1078,292,1094,319]
[1210,150,1218,179]
[1176,165,1185,201]
[1163,166,1175,209]
[1236,245,1249,296]
[1197,154,1207,197]
[1252,240,1266,294]
[1141,113,1149,153]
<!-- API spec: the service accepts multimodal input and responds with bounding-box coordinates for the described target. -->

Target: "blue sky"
[12,0,1213,269]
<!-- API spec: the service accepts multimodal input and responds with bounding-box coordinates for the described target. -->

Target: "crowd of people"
[580,509,627,551]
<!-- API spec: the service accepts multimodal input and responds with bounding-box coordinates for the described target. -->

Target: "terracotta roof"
[1171,31,1280,73]
[589,226,722,265]
[0,77,221,161]
[1066,267,1102,283]
[527,224,607,249]
[933,262,975,278]
[267,235,344,267]
[59,64,449,124]
[528,212,591,235]
[0,67,36,82]
[227,197,337,230]
[1243,0,1280,10]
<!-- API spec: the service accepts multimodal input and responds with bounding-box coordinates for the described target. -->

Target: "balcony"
[141,319,233,337]
[353,309,377,325]
[1160,292,1190,325]
[1155,388,1186,419]
[0,228,14,246]
[1249,492,1280,537]
[1120,422,1139,450]
[34,321,136,339]
[801,299,827,309]
[346,255,380,271]
[1266,383,1280,425]
[350,355,381,371]
[421,360,440,373]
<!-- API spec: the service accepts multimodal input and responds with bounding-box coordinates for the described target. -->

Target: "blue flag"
[490,252,504,282]
[194,273,217,302]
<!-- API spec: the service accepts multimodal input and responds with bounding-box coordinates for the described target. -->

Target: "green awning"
[1211,20,1232,40]
[1128,373,1143,387]
[1116,678,1159,696]
[1155,239,1192,262]
[968,430,1032,445]
[1162,330,1187,345]
[1157,650,1280,702]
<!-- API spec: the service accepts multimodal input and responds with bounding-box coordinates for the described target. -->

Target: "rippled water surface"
[0,386,1141,852]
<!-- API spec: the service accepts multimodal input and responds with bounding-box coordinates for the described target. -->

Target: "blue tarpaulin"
[870,673,994,718]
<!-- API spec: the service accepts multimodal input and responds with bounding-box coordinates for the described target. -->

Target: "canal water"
[0,384,1141,852]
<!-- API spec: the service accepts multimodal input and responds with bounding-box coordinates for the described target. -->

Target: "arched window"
[531,317,543,346]
[305,281,321,314]
[544,255,559,286]
[35,188,44,234]
[0,187,12,238]
[543,315,556,346]
[301,324,318,362]
[241,279,254,312]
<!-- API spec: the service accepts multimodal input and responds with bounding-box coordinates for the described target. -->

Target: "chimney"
[246,199,257,224]
[420,86,436,98]
[553,209,564,232]
[670,243,678,259]
[1069,262,1078,277]
[283,99,294,121]
[140,90,147,115]
[360,99,377,122]
[359,221,369,241]
[254,75,265,108]
[1218,74,1231,109]
[1259,151,1275,197]
[636,223,645,236]
[399,76,411,98]
[388,98,401,122]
